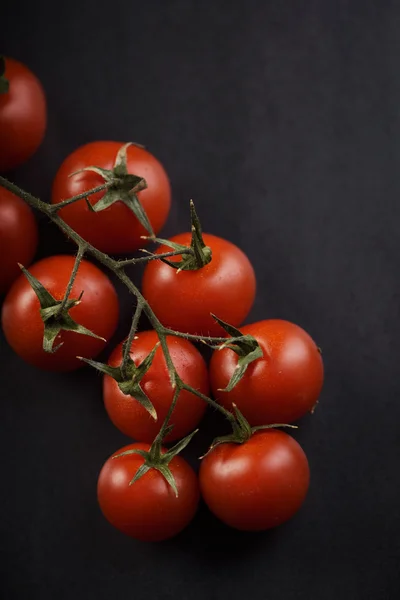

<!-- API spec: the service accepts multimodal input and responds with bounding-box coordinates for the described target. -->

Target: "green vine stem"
[56,242,87,315]
[48,183,112,213]
[0,175,238,432]
[121,298,144,378]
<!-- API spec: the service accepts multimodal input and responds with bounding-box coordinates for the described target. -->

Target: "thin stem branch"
[121,298,144,377]
[159,386,181,439]
[157,331,178,388]
[49,182,112,213]
[57,243,87,315]
[162,328,229,345]
[110,269,180,392]
[180,383,236,423]
[117,248,194,268]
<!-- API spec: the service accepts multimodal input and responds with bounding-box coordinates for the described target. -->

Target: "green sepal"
[146,200,212,271]
[232,404,252,439]
[78,342,160,421]
[130,463,150,485]
[118,381,157,420]
[112,428,199,497]
[210,314,264,391]
[19,264,105,354]
[202,405,297,458]
[154,464,179,496]
[68,142,154,236]
[0,56,9,94]
[162,428,198,461]
[20,264,55,309]
[221,346,264,392]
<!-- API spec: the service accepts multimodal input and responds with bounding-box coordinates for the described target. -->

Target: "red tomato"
[210,319,324,424]
[142,233,256,336]
[51,141,171,254]
[104,330,209,443]
[0,57,46,172]
[97,443,199,541]
[1,255,119,371]
[0,188,38,294]
[200,430,310,531]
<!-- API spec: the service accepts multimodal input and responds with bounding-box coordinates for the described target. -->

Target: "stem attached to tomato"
[56,242,87,316]
[0,174,259,462]
[48,183,112,213]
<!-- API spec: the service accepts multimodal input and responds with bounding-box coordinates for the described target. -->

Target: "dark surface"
[1,1,399,599]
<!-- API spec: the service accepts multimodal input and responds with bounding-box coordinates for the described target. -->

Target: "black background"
[1,1,400,599]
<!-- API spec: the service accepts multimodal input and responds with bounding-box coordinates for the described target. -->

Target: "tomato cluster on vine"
[0,56,324,543]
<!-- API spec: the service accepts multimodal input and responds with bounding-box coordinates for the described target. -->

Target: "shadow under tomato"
[160,500,280,567]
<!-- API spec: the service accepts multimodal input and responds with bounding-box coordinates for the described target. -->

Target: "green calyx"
[0,56,9,94]
[79,340,160,420]
[211,315,264,392]
[203,404,297,457]
[113,426,198,496]
[69,142,154,237]
[147,200,212,271]
[20,264,105,353]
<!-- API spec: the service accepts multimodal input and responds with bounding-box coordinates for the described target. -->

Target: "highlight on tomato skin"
[210,319,324,425]
[199,430,310,531]
[142,232,257,336]
[0,187,38,295]
[51,141,172,254]
[1,255,119,372]
[97,443,200,542]
[103,330,209,443]
[0,57,47,172]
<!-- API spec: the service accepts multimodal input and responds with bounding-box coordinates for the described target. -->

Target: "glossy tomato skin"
[210,319,324,424]
[1,255,119,371]
[0,57,46,172]
[142,233,256,336]
[104,331,208,443]
[200,430,310,531]
[97,443,199,541]
[0,188,38,294]
[51,141,171,254]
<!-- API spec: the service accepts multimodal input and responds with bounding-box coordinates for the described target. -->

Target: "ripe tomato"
[103,330,209,443]
[210,319,324,424]
[0,57,46,172]
[97,443,199,541]
[199,430,310,531]
[51,141,171,254]
[0,188,38,294]
[1,255,119,371]
[142,233,256,336]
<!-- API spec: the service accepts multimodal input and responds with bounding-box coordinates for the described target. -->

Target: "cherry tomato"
[210,319,324,424]
[200,430,310,531]
[1,255,119,371]
[142,233,256,336]
[0,57,46,172]
[97,443,199,541]
[104,330,209,443]
[0,188,38,294]
[51,141,171,254]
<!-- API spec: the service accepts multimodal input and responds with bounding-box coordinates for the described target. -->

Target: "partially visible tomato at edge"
[97,443,200,542]
[103,330,209,443]
[199,430,310,531]
[51,141,171,254]
[210,319,324,425]
[1,255,119,371]
[0,187,38,294]
[0,57,47,172]
[142,233,256,336]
